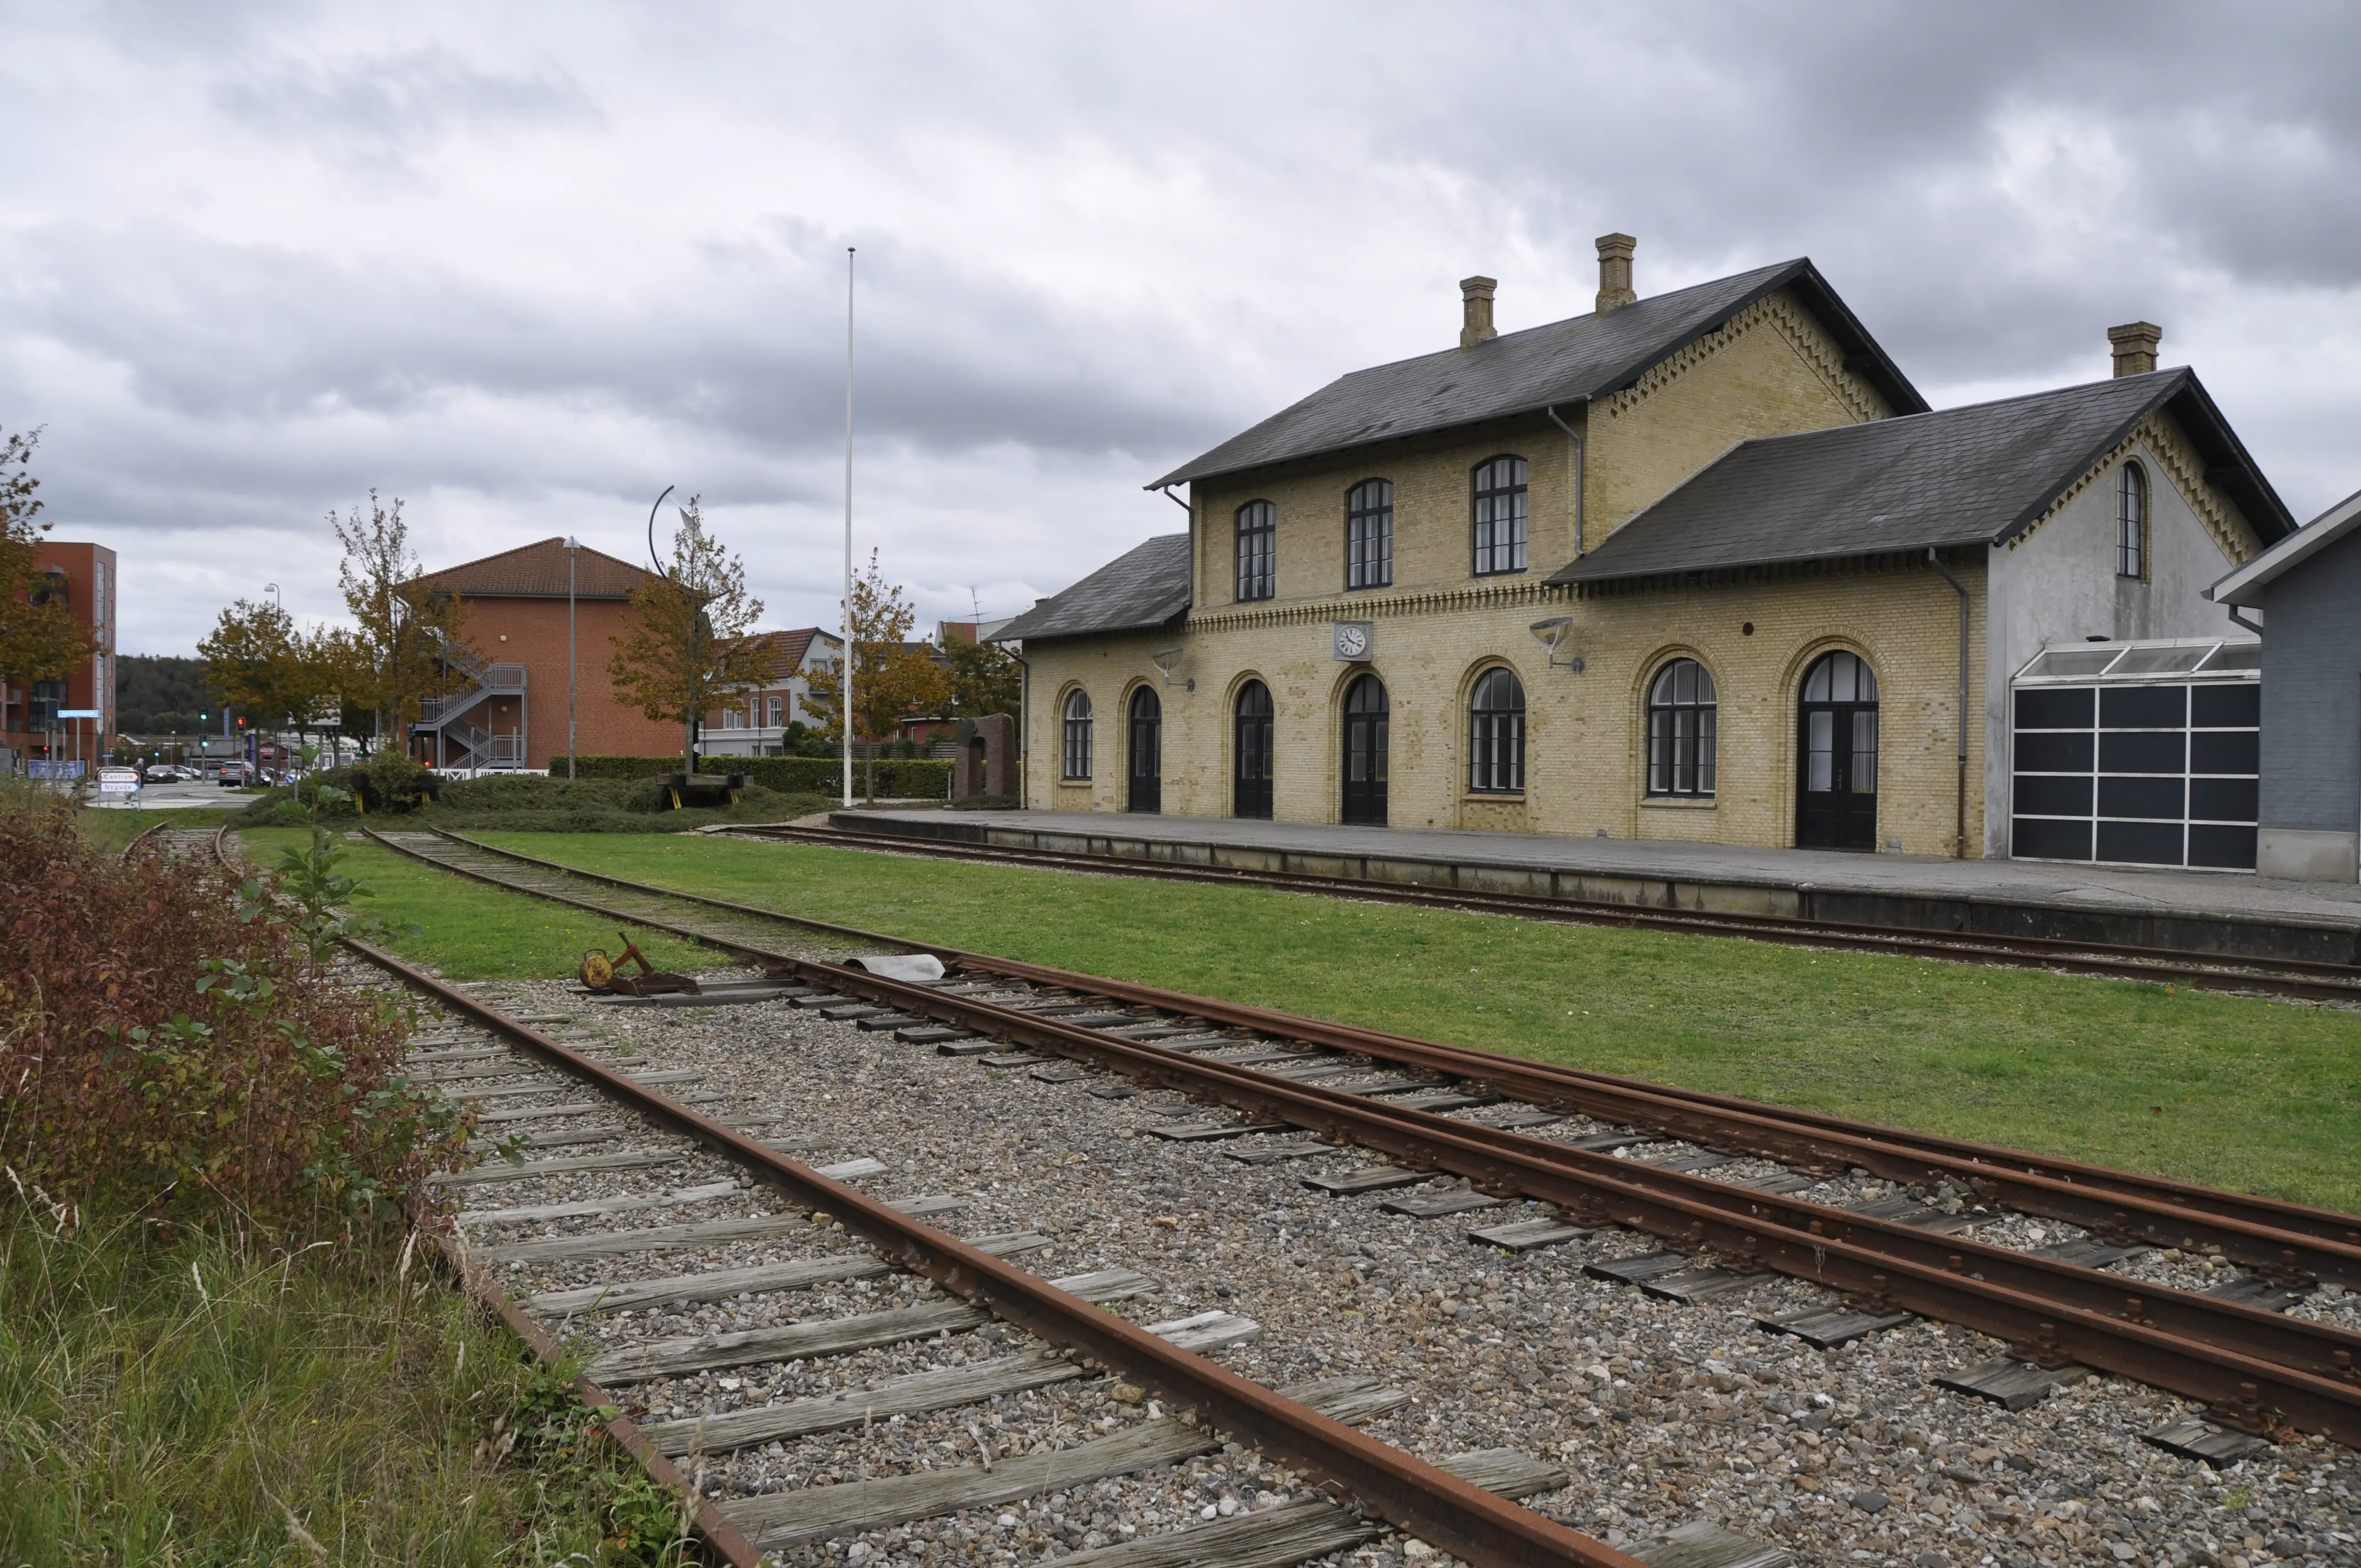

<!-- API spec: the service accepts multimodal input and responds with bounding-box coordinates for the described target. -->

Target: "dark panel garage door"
[2012,673,2260,870]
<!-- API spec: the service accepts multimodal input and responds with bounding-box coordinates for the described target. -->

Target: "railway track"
[331,942,1665,1568]
[724,821,2361,1007]
[121,820,231,865]
[361,826,2361,1460]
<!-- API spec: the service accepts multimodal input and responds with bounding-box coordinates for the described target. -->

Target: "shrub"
[0,784,464,1234]
[569,755,682,781]
[698,753,950,798]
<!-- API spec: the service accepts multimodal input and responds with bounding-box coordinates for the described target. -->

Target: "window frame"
[1060,689,1094,781]
[1235,500,1276,602]
[2117,462,2148,580]
[1467,665,1527,794]
[1471,456,1529,578]
[1345,479,1394,591]
[766,695,784,728]
[1646,657,1718,798]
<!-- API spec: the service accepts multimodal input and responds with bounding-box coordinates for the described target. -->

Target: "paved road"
[86,780,264,810]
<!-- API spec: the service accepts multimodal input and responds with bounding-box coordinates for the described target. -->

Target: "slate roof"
[1553,369,2295,586]
[1151,260,1925,489]
[416,537,659,600]
[989,534,1191,645]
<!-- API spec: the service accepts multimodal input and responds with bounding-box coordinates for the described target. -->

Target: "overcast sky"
[6,2,2361,657]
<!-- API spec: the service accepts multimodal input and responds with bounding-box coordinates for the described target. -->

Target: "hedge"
[570,755,685,781]
[698,754,950,798]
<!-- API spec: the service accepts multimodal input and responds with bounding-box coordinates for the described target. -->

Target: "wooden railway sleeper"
[406,826,2361,1264]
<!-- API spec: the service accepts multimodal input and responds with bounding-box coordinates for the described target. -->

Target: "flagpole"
[842,246,855,808]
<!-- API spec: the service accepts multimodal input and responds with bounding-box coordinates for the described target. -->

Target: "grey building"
[2208,487,2361,881]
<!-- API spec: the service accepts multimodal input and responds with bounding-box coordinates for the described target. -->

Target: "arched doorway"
[1797,650,1878,850]
[1341,674,1388,825]
[1233,680,1273,819]
[1127,687,1161,813]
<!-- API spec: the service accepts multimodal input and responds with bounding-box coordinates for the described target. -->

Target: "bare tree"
[331,491,472,752]
[606,496,776,772]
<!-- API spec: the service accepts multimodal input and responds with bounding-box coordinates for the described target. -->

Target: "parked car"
[217,763,254,787]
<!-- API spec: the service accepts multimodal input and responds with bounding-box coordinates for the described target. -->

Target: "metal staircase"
[410,637,527,770]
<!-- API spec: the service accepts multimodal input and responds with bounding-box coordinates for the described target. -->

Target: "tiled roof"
[1554,369,2295,585]
[415,537,660,600]
[742,627,839,670]
[989,534,1191,644]
[1151,259,1925,488]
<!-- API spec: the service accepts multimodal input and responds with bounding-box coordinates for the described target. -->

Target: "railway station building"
[995,239,2297,868]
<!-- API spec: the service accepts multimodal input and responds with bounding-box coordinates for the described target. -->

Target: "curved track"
[728,821,2361,1005]
[364,825,2361,1450]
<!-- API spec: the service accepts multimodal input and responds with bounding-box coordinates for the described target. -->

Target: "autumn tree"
[944,634,1020,718]
[606,495,775,772]
[331,491,473,749]
[0,426,97,695]
[802,550,954,799]
[198,600,345,763]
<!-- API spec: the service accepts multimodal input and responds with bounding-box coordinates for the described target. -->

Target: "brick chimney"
[2108,321,2161,378]
[1595,233,1638,314]
[1459,275,1498,350]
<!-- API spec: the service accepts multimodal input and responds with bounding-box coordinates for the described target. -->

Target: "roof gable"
[990,533,1191,644]
[2211,484,2361,607]
[1554,368,2294,586]
[1152,259,1925,489]
[416,537,660,600]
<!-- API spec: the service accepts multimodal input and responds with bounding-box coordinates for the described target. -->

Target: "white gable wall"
[1980,440,2249,854]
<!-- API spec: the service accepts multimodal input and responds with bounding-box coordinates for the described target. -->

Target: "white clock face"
[1337,624,1369,659]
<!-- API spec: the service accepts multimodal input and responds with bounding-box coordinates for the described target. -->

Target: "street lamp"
[645,486,704,774]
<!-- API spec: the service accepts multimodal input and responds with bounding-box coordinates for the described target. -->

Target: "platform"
[828,809,2361,964]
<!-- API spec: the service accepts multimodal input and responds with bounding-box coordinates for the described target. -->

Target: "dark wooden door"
[1127,687,1161,814]
[1797,651,1878,850]
[1341,674,1388,826]
[1233,680,1273,819]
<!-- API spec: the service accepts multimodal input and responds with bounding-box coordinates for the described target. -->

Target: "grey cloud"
[210,44,601,169]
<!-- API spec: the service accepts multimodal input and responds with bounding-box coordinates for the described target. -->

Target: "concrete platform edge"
[826,812,2361,966]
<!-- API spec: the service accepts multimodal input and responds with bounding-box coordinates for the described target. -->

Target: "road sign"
[58,709,101,719]
[97,767,140,794]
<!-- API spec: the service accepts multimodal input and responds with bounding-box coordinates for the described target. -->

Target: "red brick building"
[409,538,682,771]
[1,541,117,776]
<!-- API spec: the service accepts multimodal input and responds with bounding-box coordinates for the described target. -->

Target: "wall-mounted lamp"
[1150,646,1189,690]
[1530,617,1584,672]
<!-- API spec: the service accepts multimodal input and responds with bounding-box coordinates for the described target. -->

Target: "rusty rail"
[409,827,2361,1264]
[346,938,1641,1568]
[362,829,2361,1446]
[731,821,2361,1003]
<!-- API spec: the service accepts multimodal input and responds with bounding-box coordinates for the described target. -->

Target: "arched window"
[1233,680,1273,819]
[2117,463,2147,580]
[1647,658,1717,797]
[1468,667,1526,792]
[1236,500,1275,602]
[1798,651,1878,850]
[1346,480,1394,590]
[1060,690,1093,780]
[1472,456,1528,576]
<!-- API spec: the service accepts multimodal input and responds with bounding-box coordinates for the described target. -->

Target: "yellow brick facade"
[1022,286,1985,854]
[1025,554,1988,857]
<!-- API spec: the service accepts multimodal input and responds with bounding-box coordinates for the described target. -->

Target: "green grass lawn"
[459,831,2361,1214]
[235,828,710,982]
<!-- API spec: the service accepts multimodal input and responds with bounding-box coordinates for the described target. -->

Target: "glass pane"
[1372,718,1387,782]
[1855,660,1877,701]
[2110,645,2210,674]
[1673,708,1692,790]
[2197,642,2261,672]
[1673,659,1694,704]
[2025,647,2123,679]
[1693,666,1717,704]
[1651,666,1675,705]
[1851,711,1878,793]
[1830,652,1856,703]
[1808,710,1834,792]
[1697,709,1715,794]
[1648,710,1666,793]
[1803,660,1829,702]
